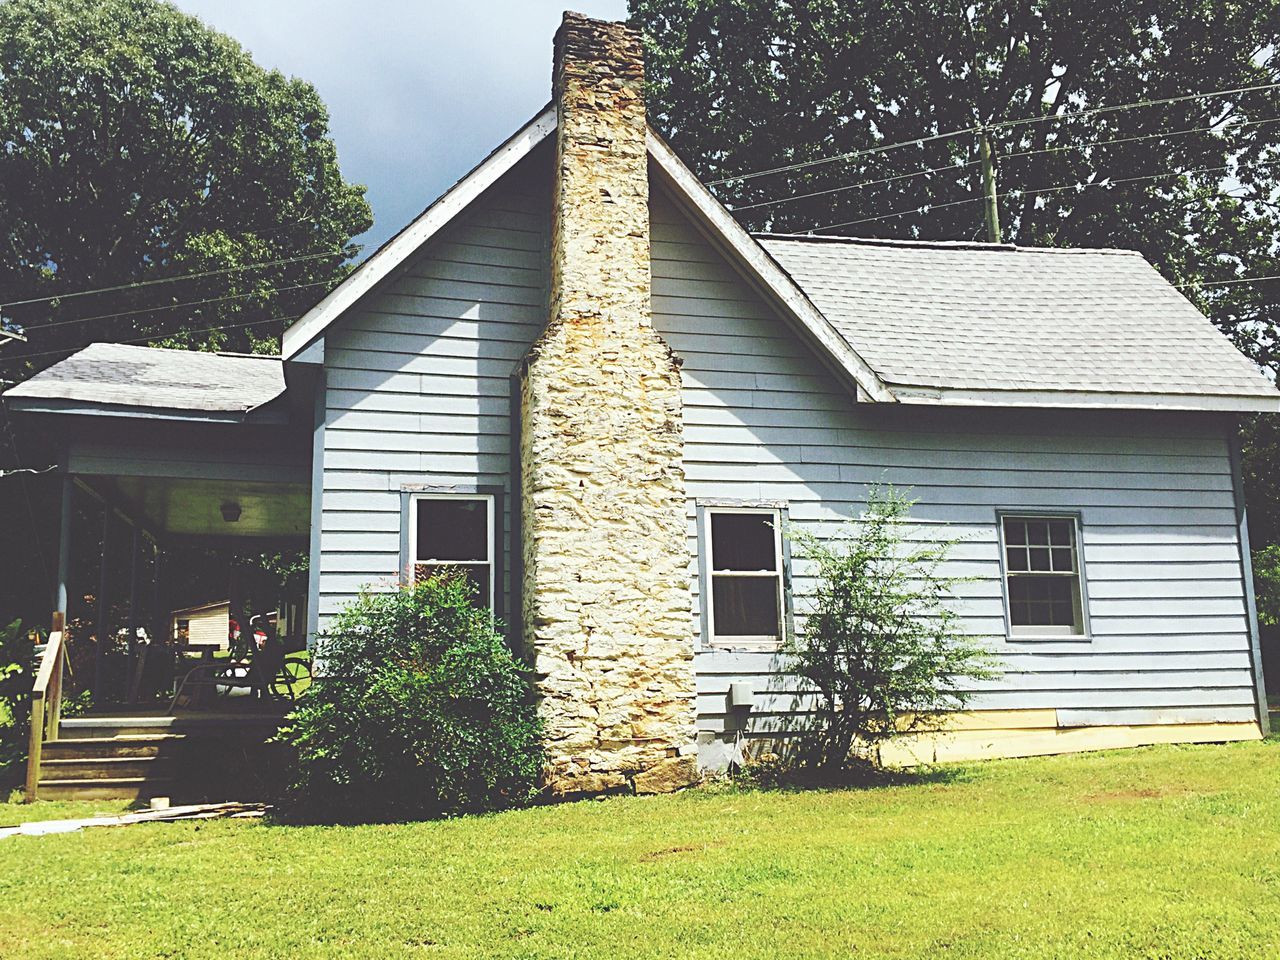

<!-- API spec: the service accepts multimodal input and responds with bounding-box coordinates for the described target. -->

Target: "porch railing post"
[47,611,65,740]
[24,689,43,801]
[25,612,66,801]
[93,506,110,701]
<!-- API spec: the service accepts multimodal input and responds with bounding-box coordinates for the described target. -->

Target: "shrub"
[787,485,997,779]
[0,620,32,775]
[278,575,543,822]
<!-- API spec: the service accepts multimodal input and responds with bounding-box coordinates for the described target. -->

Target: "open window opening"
[410,494,495,610]
[704,508,786,649]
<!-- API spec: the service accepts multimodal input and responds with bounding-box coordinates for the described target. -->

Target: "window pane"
[1051,548,1074,572]
[1009,575,1079,630]
[415,563,491,607]
[711,513,777,572]
[1029,547,1051,571]
[416,498,489,562]
[1048,520,1072,546]
[1027,522,1049,546]
[1004,519,1027,545]
[712,574,780,637]
[1006,546,1028,572]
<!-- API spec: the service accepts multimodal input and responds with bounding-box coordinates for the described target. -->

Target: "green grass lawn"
[1,741,1278,959]
[0,793,133,825]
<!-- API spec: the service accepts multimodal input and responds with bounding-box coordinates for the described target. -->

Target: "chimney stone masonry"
[519,12,698,796]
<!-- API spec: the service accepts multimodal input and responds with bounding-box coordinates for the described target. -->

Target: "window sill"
[1005,633,1092,643]
[705,639,783,653]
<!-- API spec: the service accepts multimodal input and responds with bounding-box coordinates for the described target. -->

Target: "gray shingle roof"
[5,342,285,416]
[759,235,1279,403]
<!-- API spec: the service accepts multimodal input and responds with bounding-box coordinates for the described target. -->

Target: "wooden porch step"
[35,777,175,801]
[42,735,187,760]
[39,756,176,781]
[60,714,284,739]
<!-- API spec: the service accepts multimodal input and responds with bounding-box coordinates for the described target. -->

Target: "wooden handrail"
[25,612,65,802]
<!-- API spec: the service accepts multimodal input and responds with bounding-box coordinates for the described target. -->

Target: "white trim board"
[644,130,894,403]
[891,385,1280,413]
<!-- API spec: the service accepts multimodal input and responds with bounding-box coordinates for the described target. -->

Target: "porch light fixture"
[220,501,242,523]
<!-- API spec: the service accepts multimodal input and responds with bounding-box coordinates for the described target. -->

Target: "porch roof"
[3,343,288,422]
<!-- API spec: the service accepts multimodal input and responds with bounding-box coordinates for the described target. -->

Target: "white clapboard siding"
[647,188,1257,734]
[317,156,549,619]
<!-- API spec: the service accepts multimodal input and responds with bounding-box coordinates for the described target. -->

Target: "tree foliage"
[279,576,544,823]
[0,0,371,633]
[787,487,996,775]
[631,0,1280,541]
[0,0,372,378]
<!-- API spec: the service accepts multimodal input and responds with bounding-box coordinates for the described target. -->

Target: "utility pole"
[978,128,1002,244]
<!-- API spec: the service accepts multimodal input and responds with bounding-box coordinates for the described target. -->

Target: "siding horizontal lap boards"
[648,189,1256,733]
[317,169,549,620]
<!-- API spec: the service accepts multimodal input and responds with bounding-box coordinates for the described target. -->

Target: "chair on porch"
[170,618,311,711]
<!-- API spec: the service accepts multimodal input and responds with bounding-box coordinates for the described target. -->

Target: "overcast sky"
[172,1,629,253]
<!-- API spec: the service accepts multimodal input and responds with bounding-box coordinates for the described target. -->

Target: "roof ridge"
[88,342,281,361]
[754,233,1144,256]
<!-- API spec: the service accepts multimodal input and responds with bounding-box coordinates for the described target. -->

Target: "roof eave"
[645,130,895,403]
[890,384,1280,413]
[3,395,286,423]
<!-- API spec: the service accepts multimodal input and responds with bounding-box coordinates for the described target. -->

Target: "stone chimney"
[519,12,698,796]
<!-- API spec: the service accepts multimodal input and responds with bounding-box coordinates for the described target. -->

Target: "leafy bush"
[278,575,543,822]
[787,486,997,779]
[0,620,32,774]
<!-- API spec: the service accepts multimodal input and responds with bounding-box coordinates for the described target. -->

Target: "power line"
[0,250,345,310]
[9,312,302,363]
[796,159,1252,233]
[730,115,1280,213]
[708,80,1280,188]
[1178,273,1280,289]
[26,279,336,332]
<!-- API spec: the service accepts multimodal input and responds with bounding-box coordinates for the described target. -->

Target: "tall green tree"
[0,0,371,631]
[0,0,372,376]
[631,0,1280,540]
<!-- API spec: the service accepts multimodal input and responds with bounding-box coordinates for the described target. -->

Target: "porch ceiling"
[102,475,310,539]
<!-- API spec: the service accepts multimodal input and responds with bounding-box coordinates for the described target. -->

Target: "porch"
[33,697,293,802]
[5,344,317,800]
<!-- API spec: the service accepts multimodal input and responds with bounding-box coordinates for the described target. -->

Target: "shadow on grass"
[716,756,977,798]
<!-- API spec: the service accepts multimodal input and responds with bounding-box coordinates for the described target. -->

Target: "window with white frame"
[1000,515,1085,636]
[704,508,786,648]
[410,494,495,609]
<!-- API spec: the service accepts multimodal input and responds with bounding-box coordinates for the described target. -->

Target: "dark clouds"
[173,1,628,253]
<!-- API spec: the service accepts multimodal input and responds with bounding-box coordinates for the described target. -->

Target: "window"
[1000,515,1085,636]
[704,508,786,648]
[410,494,495,609]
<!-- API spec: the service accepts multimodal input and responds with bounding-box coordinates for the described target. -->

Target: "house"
[8,13,1277,798]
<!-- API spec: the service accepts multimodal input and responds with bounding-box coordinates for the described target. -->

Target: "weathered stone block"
[633,756,700,795]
